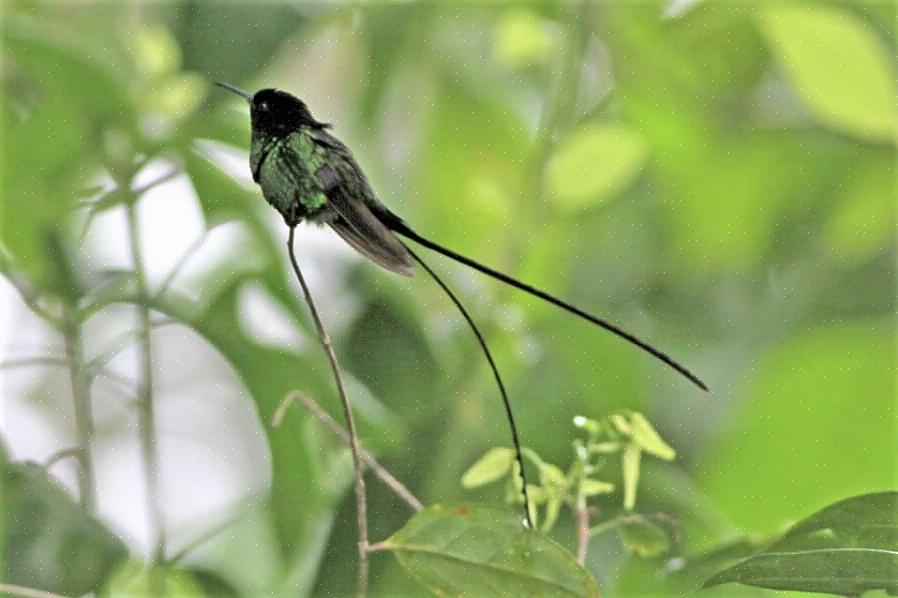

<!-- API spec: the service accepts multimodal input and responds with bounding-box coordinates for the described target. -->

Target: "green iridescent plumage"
[244,87,414,275]
[252,132,329,217]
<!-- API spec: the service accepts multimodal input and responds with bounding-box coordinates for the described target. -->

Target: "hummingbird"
[216,82,706,526]
[215,82,706,391]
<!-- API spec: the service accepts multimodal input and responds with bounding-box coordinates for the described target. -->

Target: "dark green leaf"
[383,504,600,597]
[703,547,898,596]
[704,492,898,595]
[619,516,673,558]
[170,1,307,87]
[2,462,128,596]
[781,491,898,549]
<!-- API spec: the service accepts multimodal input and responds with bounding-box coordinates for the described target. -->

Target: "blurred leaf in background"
[0,0,894,596]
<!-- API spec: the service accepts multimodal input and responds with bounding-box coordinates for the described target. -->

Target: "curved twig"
[287,226,369,597]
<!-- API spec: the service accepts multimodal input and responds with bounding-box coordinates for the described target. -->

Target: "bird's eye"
[259,101,269,111]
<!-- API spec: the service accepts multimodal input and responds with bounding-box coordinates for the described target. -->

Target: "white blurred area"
[0,149,356,567]
[0,18,424,579]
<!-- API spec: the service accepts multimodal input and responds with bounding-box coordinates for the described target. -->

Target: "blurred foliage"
[0,0,895,596]
[3,460,127,596]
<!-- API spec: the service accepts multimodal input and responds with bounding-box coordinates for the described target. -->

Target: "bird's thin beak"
[214,81,252,102]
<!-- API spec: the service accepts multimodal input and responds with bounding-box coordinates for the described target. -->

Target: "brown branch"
[273,392,423,512]
[287,226,369,597]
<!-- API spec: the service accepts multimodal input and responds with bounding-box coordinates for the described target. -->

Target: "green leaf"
[462,448,515,489]
[170,2,307,88]
[609,413,632,437]
[493,8,555,68]
[101,562,205,597]
[704,492,898,595]
[704,548,898,596]
[758,4,897,142]
[383,504,600,597]
[581,479,614,497]
[781,492,898,549]
[589,442,621,455]
[2,21,134,287]
[547,123,647,211]
[627,412,676,461]
[619,516,672,558]
[3,461,128,596]
[622,443,641,511]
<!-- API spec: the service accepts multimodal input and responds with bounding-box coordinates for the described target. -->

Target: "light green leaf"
[590,442,622,454]
[538,461,569,490]
[462,447,515,489]
[609,413,632,437]
[622,443,642,511]
[759,4,897,142]
[383,504,600,597]
[627,412,676,461]
[527,484,547,503]
[494,8,555,68]
[582,479,615,497]
[704,492,898,595]
[547,123,647,210]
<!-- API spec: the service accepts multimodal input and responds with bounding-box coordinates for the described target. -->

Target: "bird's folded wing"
[317,165,414,277]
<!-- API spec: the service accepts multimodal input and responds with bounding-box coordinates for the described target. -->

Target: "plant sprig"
[462,410,680,562]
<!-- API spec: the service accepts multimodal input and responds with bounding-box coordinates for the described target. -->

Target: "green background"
[1,1,895,596]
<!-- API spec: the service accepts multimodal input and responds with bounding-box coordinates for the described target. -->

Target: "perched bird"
[216,82,706,527]
[215,82,706,391]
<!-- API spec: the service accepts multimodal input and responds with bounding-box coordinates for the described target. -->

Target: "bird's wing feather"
[316,165,414,277]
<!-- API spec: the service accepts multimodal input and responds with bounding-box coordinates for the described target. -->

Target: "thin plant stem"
[575,506,590,565]
[287,226,369,598]
[61,311,95,511]
[273,391,423,512]
[125,199,165,561]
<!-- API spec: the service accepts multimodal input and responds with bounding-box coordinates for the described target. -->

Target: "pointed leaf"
[582,479,614,497]
[383,504,600,597]
[622,443,642,511]
[759,4,897,142]
[704,492,898,595]
[627,412,676,461]
[462,448,515,489]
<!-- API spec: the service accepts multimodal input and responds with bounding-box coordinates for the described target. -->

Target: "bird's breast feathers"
[254,131,332,218]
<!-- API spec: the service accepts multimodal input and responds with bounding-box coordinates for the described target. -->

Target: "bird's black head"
[251,88,330,136]
[215,82,329,138]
